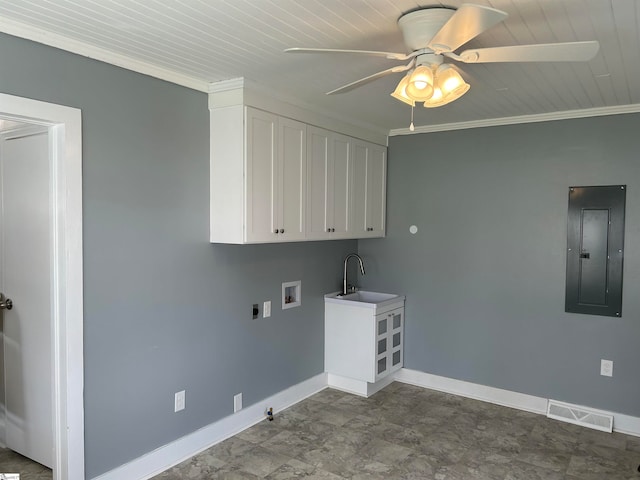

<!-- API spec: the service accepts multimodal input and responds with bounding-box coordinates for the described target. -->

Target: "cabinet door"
[375,307,404,381]
[351,140,386,238]
[306,128,351,240]
[366,144,386,236]
[330,134,351,237]
[245,108,278,243]
[306,127,331,239]
[278,117,306,241]
[389,307,404,373]
[375,313,390,381]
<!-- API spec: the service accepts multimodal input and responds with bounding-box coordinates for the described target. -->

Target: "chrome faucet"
[342,253,365,296]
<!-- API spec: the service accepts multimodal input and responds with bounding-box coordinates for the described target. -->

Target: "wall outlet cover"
[234,393,243,412]
[175,390,185,412]
[263,300,271,318]
[600,359,613,377]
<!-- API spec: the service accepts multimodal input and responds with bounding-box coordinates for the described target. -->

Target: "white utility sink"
[324,290,405,310]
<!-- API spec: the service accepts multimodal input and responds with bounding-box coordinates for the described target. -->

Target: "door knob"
[0,293,13,310]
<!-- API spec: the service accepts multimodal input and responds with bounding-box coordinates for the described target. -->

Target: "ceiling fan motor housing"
[398,8,456,52]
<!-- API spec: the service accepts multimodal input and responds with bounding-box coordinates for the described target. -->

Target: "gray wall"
[0,33,355,478]
[359,115,640,417]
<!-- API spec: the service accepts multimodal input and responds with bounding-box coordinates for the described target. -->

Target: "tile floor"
[153,382,640,479]
[2,382,639,479]
[0,447,51,480]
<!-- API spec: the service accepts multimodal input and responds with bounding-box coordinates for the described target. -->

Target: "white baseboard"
[395,368,640,437]
[395,368,548,414]
[327,372,395,398]
[92,373,327,480]
[611,411,640,437]
[93,367,640,480]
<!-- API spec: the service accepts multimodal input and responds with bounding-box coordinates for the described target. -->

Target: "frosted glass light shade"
[390,73,415,106]
[405,65,434,101]
[423,64,470,108]
[437,64,467,96]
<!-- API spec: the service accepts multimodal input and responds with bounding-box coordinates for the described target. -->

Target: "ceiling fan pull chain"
[409,105,415,132]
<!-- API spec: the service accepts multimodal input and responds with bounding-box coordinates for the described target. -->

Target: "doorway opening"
[0,93,84,480]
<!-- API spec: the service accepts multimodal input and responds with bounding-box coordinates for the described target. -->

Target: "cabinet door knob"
[327,228,331,233]
[274,229,279,234]
[280,229,285,233]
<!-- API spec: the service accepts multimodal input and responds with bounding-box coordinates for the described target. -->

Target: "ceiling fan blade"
[427,4,507,53]
[284,47,411,61]
[455,41,600,63]
[326,63,414,95]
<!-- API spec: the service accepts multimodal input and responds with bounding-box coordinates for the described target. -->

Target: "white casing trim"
[389,103,640,135]
[0,16,209,93]
[91,373,328,480]
[395,368,640,437]
[0,93,85,479]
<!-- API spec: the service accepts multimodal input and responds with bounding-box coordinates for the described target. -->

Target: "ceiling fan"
[285,3,599,116]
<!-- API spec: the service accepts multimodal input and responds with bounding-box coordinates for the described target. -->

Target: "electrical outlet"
[175,390,185,412]
[234,393,243,412]
[263,300,271,318]
[600,359,613,377]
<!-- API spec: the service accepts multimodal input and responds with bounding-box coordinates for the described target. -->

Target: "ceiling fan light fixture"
[406,65,434,101]
[423,64,470,107]
[436,64,466,95]
[390,73,415,106]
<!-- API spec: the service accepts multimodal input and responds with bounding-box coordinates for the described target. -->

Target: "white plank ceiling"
[0,0,638,133]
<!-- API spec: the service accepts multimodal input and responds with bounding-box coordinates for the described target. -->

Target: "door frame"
[0,93,84,480]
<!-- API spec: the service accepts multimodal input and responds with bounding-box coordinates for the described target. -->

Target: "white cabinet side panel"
[325,303,376,382]
[210,106,245,243]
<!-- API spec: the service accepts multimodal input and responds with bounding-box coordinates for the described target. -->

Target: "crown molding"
[208,77,389,145]
[0,16,210,92]
[218,77,389,140]
[389,103,640,136]
[208,78,246,94]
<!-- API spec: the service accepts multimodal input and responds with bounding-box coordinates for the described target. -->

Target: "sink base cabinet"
[325,301,404,385]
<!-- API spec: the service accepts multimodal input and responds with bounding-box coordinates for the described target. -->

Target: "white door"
[1,128,53,468]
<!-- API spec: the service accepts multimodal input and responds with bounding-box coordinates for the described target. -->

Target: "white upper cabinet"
[210,105,385,244]
[351,140,387,237]
[245,110,306,242]
[307,126,351,240]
